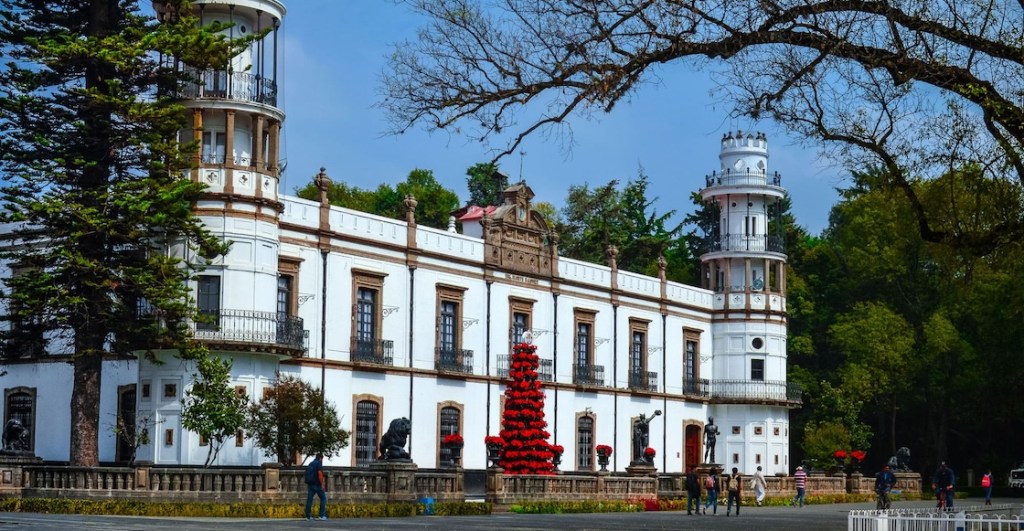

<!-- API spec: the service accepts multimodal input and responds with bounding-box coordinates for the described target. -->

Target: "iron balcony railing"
[704,169,782,189]
[496,354,553,382]
[179,68,278,107]
[701,233,786,254]
[435,347,474,375]
[628,369,659,392]
[682,378,711,397]
[573,364,605,387]
[193,309,306,353]
[708,379,802,404]
[350,336,394,366]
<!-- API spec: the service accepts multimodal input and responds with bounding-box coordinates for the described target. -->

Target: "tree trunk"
[70,353,103,466]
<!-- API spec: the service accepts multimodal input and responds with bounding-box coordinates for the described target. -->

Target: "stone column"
[370,461,419,503]
[262,462,282,491]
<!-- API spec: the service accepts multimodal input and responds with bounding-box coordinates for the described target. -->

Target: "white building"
[0,0,799,475]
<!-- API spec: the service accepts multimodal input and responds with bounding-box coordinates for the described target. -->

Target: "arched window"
[354,399,380,466]
[577,415,594,470]
[438,405,461,466]
[4,387,35,452]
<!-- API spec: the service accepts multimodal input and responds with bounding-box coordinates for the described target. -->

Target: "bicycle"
[875,488,892,510]
[935,485,953,511]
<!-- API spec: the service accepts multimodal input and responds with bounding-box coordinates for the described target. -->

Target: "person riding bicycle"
[874,464,896,509]
[931,461,955,510]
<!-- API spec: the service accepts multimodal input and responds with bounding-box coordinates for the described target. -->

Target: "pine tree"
[0,0,246,466]
[498,342,555,475]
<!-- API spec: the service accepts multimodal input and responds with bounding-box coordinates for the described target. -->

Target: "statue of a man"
[633,414,651,462]
[703,417,720,463]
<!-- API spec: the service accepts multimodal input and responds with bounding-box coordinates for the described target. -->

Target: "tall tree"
[0,0,244,466]
[382,0,1024,254]
[465,162,508,206]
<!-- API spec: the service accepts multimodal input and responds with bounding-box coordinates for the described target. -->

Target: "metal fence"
[848,506,1024,531]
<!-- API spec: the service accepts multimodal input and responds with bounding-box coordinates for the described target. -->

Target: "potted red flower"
[443,433,464,447]
[644,447,656,459]
[595,444,612,471]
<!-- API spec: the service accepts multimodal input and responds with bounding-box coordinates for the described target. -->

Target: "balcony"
[435,347,474,375]
[704,169,783,189]
[497,354,553,382]
[179,68,278,107]
[700,233,786,255]
[573,364,605,387]
[682,378,711,398]
[628,369,659,393]
[192,309,306,356]
[350,337,394,367]
[708,379,802,406]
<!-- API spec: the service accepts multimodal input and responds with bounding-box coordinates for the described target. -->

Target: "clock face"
[752,278,764,290]
[517,206,526,221]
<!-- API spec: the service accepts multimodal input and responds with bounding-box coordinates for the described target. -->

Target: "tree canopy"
[0,0,246,466]
[246,374,349,465]
[382,0,1024,255]
[181,356,249,467]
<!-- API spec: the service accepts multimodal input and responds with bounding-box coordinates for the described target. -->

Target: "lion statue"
[886,447,912,471]
[2,418,29,453]
[378,417,411,460]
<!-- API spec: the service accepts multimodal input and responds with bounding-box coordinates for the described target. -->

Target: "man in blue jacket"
[304,453,327,520]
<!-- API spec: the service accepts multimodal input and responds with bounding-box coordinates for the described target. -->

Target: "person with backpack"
[304,453,327,521]
[703,468,720,515]
[684,465,702,515]
[981,469,993,506]
[726,467,742,516]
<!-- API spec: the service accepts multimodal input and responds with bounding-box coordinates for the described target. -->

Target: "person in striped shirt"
[791,465,808,507]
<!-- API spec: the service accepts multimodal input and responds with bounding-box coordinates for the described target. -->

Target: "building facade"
[0,0,799,475]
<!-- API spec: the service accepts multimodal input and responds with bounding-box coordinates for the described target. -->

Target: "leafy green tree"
[801,420,851,472]
[555,172,692,281]
[295,169,458,229]
[181,356,249,467]
[0,0,245,466]
[465,162,508,207]
[246,374,349,465]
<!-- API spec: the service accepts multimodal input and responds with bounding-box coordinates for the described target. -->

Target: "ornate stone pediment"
[482,182,558,278]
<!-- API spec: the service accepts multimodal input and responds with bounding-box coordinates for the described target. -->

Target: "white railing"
[848,506,1024,531]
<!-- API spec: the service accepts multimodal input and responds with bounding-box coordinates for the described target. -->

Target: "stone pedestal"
[370,460,418,502]
[847,472,864,494]
[261,462,283,491]
[625,463,657,477]
[0,454,41,491]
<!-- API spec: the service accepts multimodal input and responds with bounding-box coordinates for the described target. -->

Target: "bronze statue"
[886,447,912,471]
[378,417,412,460]
[704,416,719,463]
[632,410,662,463]
[2,418,29,453]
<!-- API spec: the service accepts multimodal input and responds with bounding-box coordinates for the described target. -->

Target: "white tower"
[699,131,798,475]
[138,0,301,466]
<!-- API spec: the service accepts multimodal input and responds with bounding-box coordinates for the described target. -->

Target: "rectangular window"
[751,359,765,381]
[509,297,534,346]
[573,309,599,386]
[732,426,741,435]
[354,399,380,467]
[235,429,244,447]
[683,329,701,394]
[577,415,594,471]
[733,453,739,464]
[438,405,461,466]
[201,131,226,163]
[352,271,387,363]
[163,383,177,399]
[196,275,221,330]
[436,285,468,372]
[628,318,651,391]
[164,429,174,446]
[277,275,293,317]
[754,426,763,435]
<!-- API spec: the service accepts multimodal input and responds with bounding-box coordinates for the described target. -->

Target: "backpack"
[304,462,318,484]
[981,475,991,488]
[704,475,715,490]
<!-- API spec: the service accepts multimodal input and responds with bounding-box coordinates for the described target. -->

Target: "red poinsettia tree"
[498,342,555,475]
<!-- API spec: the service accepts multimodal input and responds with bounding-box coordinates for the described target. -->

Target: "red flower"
[485,435,504,446]
[644,447,656,458]
[851,450,866,461]
[443,433,464,446]
[596,444,613,456]
[551,444,564,454]
[833,450,847,459]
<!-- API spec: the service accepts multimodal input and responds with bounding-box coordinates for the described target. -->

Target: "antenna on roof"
[519,150,527,181]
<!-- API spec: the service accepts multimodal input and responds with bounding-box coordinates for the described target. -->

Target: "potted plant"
[643,446,656,464]
[596,444,613,471]
[551,444,564,470]
[484,435,504,467]
[443,433,464,448]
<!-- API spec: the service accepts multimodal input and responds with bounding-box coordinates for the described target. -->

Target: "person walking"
[703,468,720,515]
[981,469,993,506]
[304,453,328,521]
[791,465,807,507]
[751,465,767,506]
[684,466,702,515]
[931,461,955,510]
[726,467,742,516]
[874,464,896,509]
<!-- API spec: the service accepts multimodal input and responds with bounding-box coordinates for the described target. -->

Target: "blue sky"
[276,1,847,236]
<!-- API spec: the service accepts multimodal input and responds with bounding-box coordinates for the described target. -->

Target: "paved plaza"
[1,498,1021,531]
